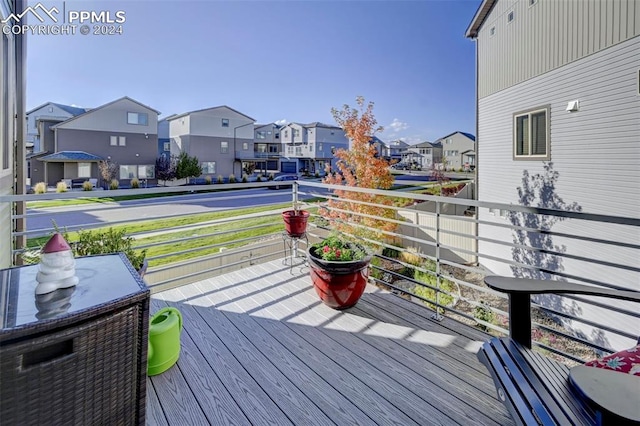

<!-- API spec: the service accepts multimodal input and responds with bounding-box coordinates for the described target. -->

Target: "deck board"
[148,260,514,425]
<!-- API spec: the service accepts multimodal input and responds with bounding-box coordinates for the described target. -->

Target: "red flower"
[323,246,330,253]
[335,249,341,257]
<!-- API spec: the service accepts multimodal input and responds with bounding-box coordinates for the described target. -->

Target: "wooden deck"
[146,260,514,426]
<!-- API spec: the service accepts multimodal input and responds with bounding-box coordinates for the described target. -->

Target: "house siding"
[55,98,158,134]
[27,103,76,150]
[476,0,640,98]
[476,35,640,350]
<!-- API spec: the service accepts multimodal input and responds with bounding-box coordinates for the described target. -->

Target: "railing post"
[432,199,444,321]
[509,293,532,348]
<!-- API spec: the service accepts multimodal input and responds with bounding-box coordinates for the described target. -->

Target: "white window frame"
[513,106,550,160]
[138,164,155,179]
[119,165,138,179]
[127,112,148,126]
[220,141,229,153]
[163,142,170,151]
[110,136,118,146]
[201,161,216,174]
[78,162,91,177]
[242,142,248,150]
[221,118,229,127]
[119,136,126,146]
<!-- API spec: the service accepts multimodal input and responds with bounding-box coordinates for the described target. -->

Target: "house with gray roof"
[168,105,255,179]
[279,122,348,175]
[404,141,443,170]
[30,96,160,188]
[434,131,476,171]
[26,102,88,153]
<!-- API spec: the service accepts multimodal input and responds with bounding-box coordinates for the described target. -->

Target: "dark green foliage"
[474,301,496,332]
[175,151,202,182]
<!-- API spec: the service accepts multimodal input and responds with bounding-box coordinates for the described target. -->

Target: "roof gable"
[466,0,497,38]
[51,96,160,129]
[169,105,255,122]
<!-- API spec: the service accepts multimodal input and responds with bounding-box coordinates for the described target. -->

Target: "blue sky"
[25,0,480,143]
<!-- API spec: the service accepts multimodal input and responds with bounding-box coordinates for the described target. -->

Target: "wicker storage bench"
[0,254,150,425]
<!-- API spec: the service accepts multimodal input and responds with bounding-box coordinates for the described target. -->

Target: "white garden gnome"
[35,233,79,295]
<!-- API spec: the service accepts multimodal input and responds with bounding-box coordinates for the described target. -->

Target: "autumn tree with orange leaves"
[321,96,397,242]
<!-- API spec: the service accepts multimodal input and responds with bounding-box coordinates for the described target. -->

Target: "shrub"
[82,181,93,191]
[314,171,320,178]
[256,174,262,182]
[381,246,400,259]
[72,227,146,271]
[268,173,274,181]
[241,174,248,183]
[204,175,212,185]
[34,182,47,194]
[131,178,140,188]
[228,174,236,183]
[217,175,224,184]
[399,247,423,266]
[109,179,119,190]
[414,268,456,314]
[474,301,496,332]
[56,182,68,193]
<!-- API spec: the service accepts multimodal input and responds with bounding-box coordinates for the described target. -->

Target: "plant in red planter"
[282,210,310,237]
[307,233,372,309]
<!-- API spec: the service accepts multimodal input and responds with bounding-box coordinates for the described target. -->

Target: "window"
[284,130,288,137]
[514,106,549,159]
[256,131,266,139]
[275,133,279,139]
[221,118,229,127]
[331,146,336,154]
[295,147,302,155]
[221,141,229,153]
[78,162,91,177]
[309,144,313,151]
[269,145,279,153]
[48,107,53,113]
[294,129,300,137]
[508,11,514,22]
[127,112,148,125]
[201,162,216,174]
[287,146,293,154]
[242,142,248,150]
[110,136,118,146]
[529,0,537,5]
[120,165,138,179]
[256,144,267,153]
[138,164,155,178]
[319,143,323,151]
[490,27,495,36]
[163,142,170,151]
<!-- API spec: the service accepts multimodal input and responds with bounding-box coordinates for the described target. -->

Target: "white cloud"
[275,119,288,126]
[388,118,409,133]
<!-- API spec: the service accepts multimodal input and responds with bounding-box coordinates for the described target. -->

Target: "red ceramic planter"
[307,247,371,310]
[282,210,310,237]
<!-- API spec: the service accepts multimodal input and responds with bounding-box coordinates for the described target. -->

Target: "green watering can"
[147,307,182,376]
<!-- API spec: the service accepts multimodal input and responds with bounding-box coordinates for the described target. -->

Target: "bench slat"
[517,343,595,424]
[479,338,597,425]
[478,341,540,425]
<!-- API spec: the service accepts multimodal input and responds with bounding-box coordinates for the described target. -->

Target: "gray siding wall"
[477,0,640,98]
[27,104,74,150]
[185,135,251,178]
[55,128,158,185]
[189,109,253,139]
[442,133,475,170]
[477,36,640,350]
[55,98,158,134]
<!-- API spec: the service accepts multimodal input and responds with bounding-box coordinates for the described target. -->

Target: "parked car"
[269,174,298,190]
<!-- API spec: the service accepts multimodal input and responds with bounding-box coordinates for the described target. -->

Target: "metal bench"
[478,276,640,425]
